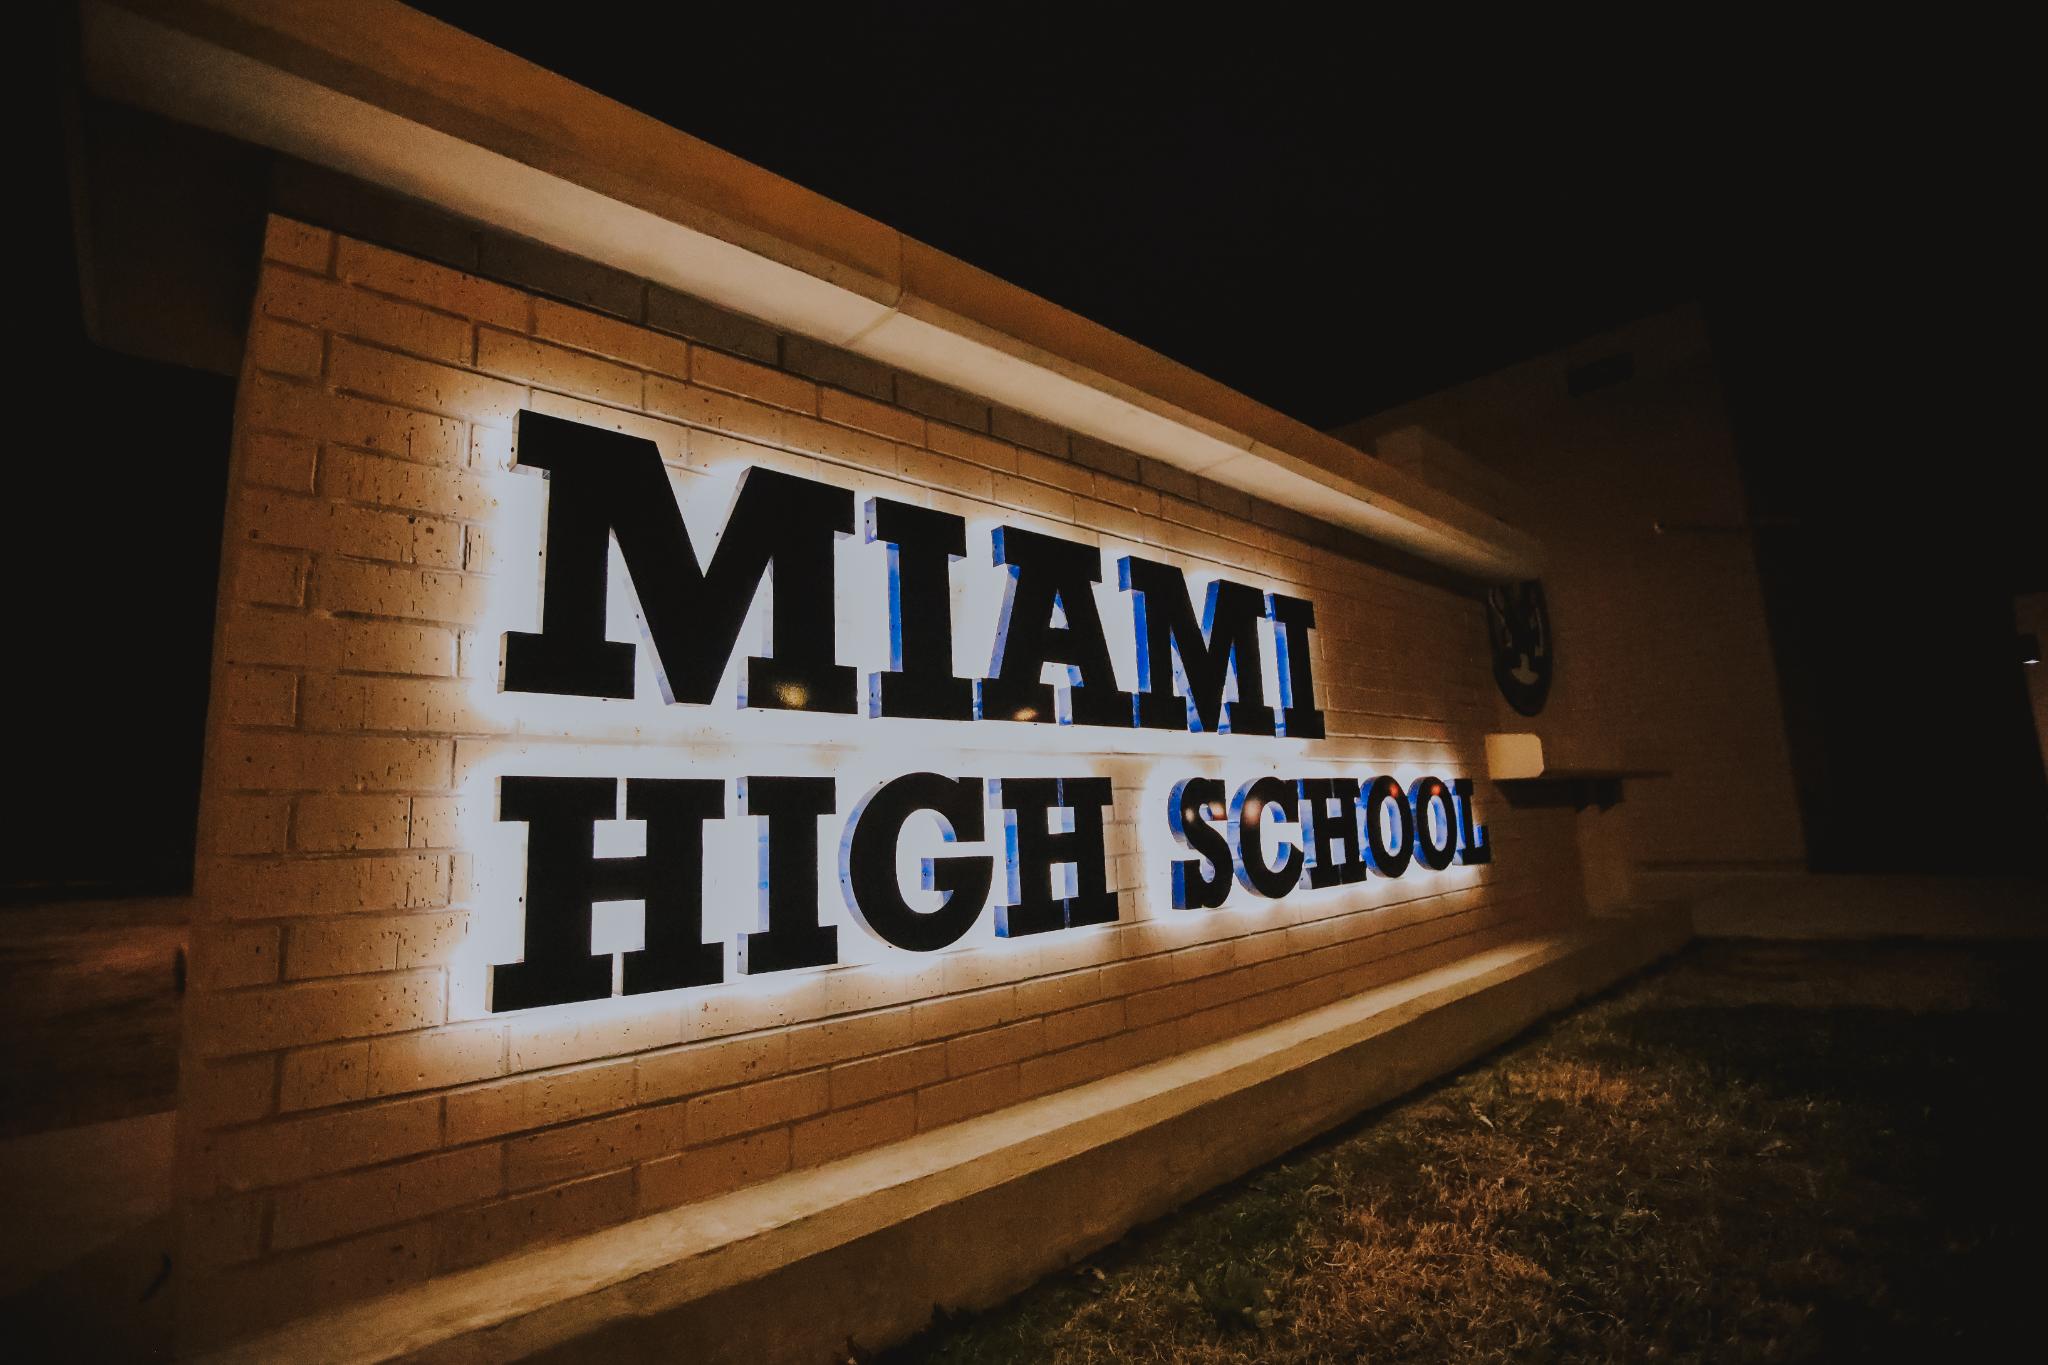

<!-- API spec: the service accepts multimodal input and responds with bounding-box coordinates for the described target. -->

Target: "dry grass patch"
[881,940,2044,1363]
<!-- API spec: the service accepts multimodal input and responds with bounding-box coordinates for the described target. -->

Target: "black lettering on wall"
[491,775,725,1012]
[979,527,1133,727]
[1167,777,1233,909]
[1232,775,1304,898]
[1299,776,1367,888]
[1118,556,1276,734]
[1453,777,1494,865]
[1362,774,1414,878]
[502,409,856,711]
[1267,594,1326,739]
[866,498,973,720]
[737,776,839,974]
[1409,776,1458,872]
[991,777,1120,935]
[620,778,726,996]
[841,772,992,951]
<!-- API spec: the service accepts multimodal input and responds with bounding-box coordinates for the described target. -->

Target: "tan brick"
[476,329,638,408]
[780,412,903,475]
[909,986,1017,1042]
[283,911,462,978]
[339,618,458,676]
[827,1042,947,1109]
[203,1094,441,1191]
[220,605,337,671]
[295,794,411,852]
[1100,953,1178,997]
[894,444,994,499]
[1101,1019,1181,1072]
[233,546,308,608]
[532,299,689,377]
[264,217,333,271]
[213,853,449,919]
[946,1018,1044,1077]
[1018,1039,1116,1097]
[336,237,530,332]
[1013,969,1102,1018]
[217,734,452,793]
[1015,447,1093,496]
[636,1032,787,1104]
[991,470,1075,522]
[444,1061,636,1145]
[916,1064,1021,1130]
[367,1023,506,1098]
[280,1040,369,1111]
[246,316,324,379]
[690,347,814,412]
[330,337,525,427]
[273,1144,503,1252]
[188,969,444,1055]
[242,433,319,492]
[189,923,282,990]
[819,387,923,444]
[406,797,462,850]
[243,373,465,465]
[237,487,424,563]
[643,375,789,446]
[262,266,472,367]
[683,1070,828,1144]
[784,1009,921,1071]
[300,677,475,735]
[524,390,691,465]
[506,1007,686,1073]
[505,1101,687,1190]
[184,1055,274,1130]
[638,1127,789,1213]
[322,448,504,521]
[1042,998,1125,1052]
[208,794,291,856]
[181,1222,433,1349]
[927,422,1017,472]
[1124,981,1199,1029]
[434,1169,635,1272]
[792,1093,915,1168]
[317,559,481,624]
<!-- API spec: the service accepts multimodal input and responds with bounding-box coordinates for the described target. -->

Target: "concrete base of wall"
[1641,870,2046,940]
[203,911,1691,1365]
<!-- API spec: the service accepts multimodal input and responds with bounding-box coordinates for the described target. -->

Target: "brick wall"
[175,215,1584,1347]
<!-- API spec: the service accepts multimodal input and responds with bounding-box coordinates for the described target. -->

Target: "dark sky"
[407,7,1785,428]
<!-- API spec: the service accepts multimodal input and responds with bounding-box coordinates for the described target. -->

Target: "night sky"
[14,12,2041,895]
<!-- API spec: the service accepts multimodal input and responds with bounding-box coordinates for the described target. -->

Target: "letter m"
[502,410,855,711]
[1116,555,1276,734]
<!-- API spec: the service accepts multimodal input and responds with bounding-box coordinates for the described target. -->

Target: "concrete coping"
[81,0,1544,584]
[202,913,1690,1363]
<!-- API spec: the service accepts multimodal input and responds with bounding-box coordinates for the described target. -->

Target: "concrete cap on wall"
[80,0,1545,582]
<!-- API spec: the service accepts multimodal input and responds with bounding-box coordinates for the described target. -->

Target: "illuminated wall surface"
[179,216,1585,1344]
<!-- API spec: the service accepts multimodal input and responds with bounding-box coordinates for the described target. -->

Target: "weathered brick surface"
[176,217,1581,1345]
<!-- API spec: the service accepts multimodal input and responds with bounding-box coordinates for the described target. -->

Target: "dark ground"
[0,901,185,1140]
[882,940,2047,1364]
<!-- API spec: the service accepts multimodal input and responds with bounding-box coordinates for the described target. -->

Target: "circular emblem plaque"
[1485,579,1553,716]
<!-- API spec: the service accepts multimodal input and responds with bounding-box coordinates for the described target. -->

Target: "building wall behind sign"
[1335,308,1808,874]
[174,217,1585,1347]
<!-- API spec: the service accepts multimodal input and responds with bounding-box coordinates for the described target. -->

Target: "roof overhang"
[81,0,1544,582]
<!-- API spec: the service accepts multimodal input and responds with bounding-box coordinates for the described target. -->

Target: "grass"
[879,940,2046,1363]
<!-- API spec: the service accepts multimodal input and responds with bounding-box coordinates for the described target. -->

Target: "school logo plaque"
[1486,579,1552,717]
